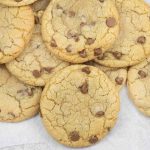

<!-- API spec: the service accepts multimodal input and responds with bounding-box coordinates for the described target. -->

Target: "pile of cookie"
[0,0,150,148]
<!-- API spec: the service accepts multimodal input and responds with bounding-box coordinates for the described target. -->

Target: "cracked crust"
[0,0,37,6]
[40,65,120,147]
[95,0,150,67]
[6,25,69,86]
[127,57,150,116]
[0,5,34,64]
[0,65,42,122]
[41,0,119,63]
[85,61,127,91]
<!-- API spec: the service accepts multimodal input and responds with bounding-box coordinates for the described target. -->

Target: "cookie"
[32,0,51,12]
[0,65,42,122]
[0,5,34,64]
[6,25,69,86]
[0,0,37,6]
[127,57,150,116]
[40,65,120,147]
[85,61,127,91]
[42,0,119,63]
[95,0,150,67]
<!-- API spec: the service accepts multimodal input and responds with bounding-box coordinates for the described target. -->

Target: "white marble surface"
[1,0,150,149]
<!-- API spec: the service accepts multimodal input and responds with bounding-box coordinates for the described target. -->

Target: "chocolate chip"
[86,38,95,45]
[89,135,98,144]
[50,39,57,47]
[115,77,124,85]
[69,131,80,141]
[67,31,79,42]
[106,17,116,27]
[137,36,146,44]
[32,70,41,78]
[95,111,105,117]
[78,49,87,58]
[138,70,147,78]
[94,48,102,56]
[82,67,91,74]
[113,52,122,59]
[68,11,75,17]
[79,81,88,94]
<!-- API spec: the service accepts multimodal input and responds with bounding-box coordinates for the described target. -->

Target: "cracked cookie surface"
[128,57,150,116]
[0,5,34,64]
[95,0,150,67]
[42,0,119,63]
[85,61,127,91]
[6,25,69,86]
[0,65,42,122]
[40,65,120,147]
[0,0,37,6]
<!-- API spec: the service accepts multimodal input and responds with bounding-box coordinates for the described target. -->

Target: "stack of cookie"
[0,0,150,148]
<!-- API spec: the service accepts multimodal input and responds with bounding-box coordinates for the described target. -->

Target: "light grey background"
[0,0,150,149]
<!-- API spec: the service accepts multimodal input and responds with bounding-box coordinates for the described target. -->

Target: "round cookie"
[95,0,150,67]
[0,5,34,64]
[6,25,69,86]
[40,65,120,147]
[0,0,37,6]
[85,61,127,91]
[42,0,119,63]
[32,0,51,12]
[0,65,42,122]
[128,57,150,116]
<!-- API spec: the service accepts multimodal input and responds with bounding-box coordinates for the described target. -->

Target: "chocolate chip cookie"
[0,5,34,63]
[0,65,42,122]
[6,25,69,86]
[95,0,150,67]
[40,65,120,147]
[42,0,119,63]
[128,57,150,116]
